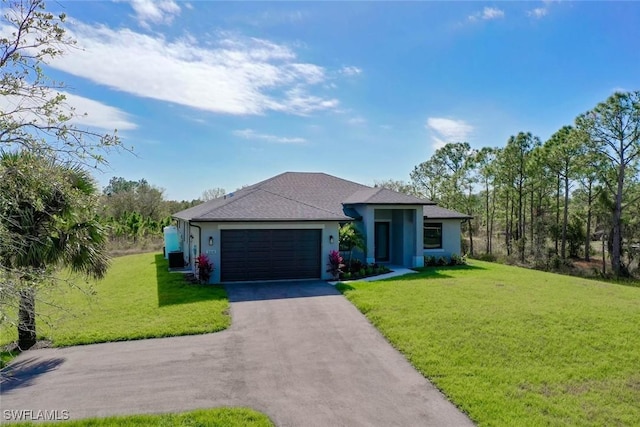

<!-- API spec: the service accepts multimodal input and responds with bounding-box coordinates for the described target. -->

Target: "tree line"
[98,176,201,246]
[378,92,640,278]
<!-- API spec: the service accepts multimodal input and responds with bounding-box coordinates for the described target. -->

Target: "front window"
[424,223,442,249]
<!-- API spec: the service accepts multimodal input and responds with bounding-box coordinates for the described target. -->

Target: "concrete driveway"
[1,281,473,426]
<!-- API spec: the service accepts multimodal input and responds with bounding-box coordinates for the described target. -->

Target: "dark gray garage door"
[220,229,321,282]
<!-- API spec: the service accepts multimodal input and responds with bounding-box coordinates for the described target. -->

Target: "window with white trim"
[423,222,442,249]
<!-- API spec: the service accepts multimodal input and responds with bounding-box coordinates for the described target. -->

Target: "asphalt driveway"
[1,281,473,426]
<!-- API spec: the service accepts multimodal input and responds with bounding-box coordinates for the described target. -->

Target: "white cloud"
[128,0,180,27]
[527,7,548,18]
[469,7,505,22]
[426,117,473,149]
[50,24,339,116]
[63,92,137,130]
[233,129,307,144]
[340,66,362,76]
[0,91,136,131]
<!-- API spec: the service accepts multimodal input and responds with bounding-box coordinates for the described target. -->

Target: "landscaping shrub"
[474,252,497,262]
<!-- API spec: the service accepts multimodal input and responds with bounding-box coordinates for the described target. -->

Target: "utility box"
[168,251,183,269]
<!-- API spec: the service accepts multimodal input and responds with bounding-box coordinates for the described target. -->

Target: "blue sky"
[21,1,640,200]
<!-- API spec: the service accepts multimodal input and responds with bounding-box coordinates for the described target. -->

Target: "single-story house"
[172,172,471,283]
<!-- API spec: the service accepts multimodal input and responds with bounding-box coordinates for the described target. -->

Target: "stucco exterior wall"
[189,221,340,283]
[354,204,424,268]
[423,219,463,260]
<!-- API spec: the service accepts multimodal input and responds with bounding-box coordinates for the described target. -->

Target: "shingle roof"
[343,187,432,205]
[423,205,472,220]
[173,172,434,222]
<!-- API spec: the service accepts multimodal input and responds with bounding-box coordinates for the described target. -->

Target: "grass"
[337,260,640,427]
[8,408,273,426]
[1,253,230,348]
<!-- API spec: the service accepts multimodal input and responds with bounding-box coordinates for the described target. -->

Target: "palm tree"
[0,151,109,350]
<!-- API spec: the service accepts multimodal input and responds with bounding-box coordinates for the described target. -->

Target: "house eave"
[184,217,352,223]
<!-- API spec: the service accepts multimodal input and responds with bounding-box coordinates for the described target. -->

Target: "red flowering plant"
[326,250,345,280]
[195,253,214,284]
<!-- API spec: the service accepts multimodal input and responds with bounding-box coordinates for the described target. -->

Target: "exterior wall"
[354,204,424,268]
[190,221,340,283]
[175,219,190,267]
[423,219,463,260]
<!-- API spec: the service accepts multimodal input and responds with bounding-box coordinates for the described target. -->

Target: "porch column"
[365,206,375,264]
[414,208,424,267]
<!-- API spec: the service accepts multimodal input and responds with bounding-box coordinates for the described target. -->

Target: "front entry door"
[374,222,390,262]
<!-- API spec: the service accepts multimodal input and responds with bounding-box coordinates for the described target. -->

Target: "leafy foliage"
[0,0,124,165]
[339,223,366,267]
[0,151,108,349]
[409,92,639,278]
[326,250,345,279]
[195,253,214,283]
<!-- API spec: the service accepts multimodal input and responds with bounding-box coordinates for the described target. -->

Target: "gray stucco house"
[173,172,470,283]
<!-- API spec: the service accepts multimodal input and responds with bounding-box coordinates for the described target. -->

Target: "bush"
[450,254,467,266]
[327,250,345,279]
[474,252,497,262]
[195,253,214,283]
[437,256,447,266]
[424,256,437,266]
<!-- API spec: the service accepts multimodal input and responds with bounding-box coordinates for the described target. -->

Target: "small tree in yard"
[0,151,109,350]
[339,223,366,268]
[0,0,124,350]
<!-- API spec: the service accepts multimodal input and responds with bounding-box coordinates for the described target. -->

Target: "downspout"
[189,222,202,268]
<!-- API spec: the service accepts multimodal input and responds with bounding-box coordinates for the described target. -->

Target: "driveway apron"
[1,281,473,426]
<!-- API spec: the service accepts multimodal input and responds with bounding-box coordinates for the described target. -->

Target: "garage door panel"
[221,229,321,282]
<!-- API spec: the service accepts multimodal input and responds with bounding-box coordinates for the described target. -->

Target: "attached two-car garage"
[220,229,322,282]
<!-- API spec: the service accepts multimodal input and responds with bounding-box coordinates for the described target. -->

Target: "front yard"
[1,253,230,348]
[338,260,640,426]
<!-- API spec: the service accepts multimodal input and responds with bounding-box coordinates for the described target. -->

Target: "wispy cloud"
[127,0,181,28]
[340,66,362,76]
[63,92,137,131]
[233,129,307,145]
[51,23,340,116]
[527,0,560,19]
[469,7,505,22]
[527,7,548,19]
[0,91,136,131]
[426,117,473,149]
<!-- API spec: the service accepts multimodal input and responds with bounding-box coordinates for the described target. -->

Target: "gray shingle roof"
[423,205,472,220]
[343,187,432,205]
[173,172,435,222]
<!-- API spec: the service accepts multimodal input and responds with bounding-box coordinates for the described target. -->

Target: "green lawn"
[338,260,640,427]
[1,253,230,347]
[8,408,273,426]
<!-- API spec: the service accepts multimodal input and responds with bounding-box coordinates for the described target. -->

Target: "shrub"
[327,250,345,279]
[195,253,214,283]
[476,252,497,262]
[424,256,437,266]
[450,253,467,266]
[437,256,447,266]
